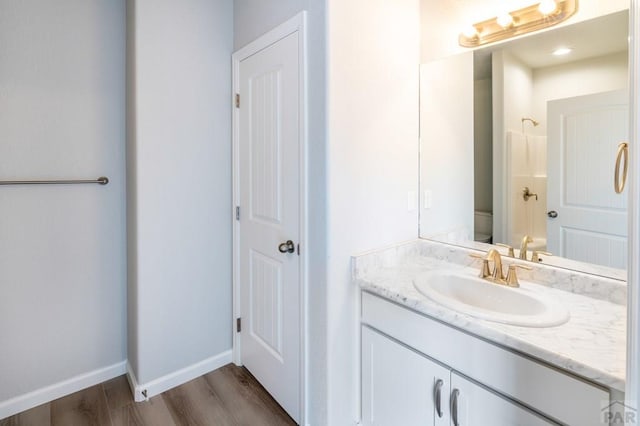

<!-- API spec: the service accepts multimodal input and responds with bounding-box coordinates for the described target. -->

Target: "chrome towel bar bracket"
[0,176,109,186]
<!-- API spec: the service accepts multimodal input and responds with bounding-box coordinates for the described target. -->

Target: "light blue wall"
[127,0,234,384]
[0,0,126,412]
[234,0,304,49]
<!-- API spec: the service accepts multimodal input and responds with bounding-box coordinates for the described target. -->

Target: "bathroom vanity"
[354,240,626,426]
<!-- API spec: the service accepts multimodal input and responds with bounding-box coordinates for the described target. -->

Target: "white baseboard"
[0,361,126,420]
[126,362,145,402]
[126,350,232,402]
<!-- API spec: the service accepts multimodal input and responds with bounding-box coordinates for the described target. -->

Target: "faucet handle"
[469,253,491,278]
[518,235,534,260]
[505,264,533,287]
[495,243,515,257]
[531,251,552,263]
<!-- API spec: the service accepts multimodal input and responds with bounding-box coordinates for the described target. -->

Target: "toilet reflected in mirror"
[474,210,492,244]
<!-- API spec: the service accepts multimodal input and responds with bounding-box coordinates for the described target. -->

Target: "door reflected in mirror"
[420,10,629,279]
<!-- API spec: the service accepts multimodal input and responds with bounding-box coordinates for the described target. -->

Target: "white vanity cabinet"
[450,372,552,425]
[361,291,611,426]
[362,326,451,426]
[362,326,553,425]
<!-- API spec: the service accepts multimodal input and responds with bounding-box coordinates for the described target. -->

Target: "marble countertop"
[354,242,627,392]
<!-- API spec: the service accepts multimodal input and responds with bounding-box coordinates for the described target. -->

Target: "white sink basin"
[413,271,570,327]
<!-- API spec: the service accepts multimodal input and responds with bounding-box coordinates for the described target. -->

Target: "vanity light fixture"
[458,0,578,48]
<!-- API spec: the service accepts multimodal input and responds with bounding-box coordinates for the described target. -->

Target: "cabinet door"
[362,326,450,426]
[450,372,557,425]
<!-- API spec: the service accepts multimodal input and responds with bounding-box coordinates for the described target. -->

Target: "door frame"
[627,0,640,413]
[231,12,308,423]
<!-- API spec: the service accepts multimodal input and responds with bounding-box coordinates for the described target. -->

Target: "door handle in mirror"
[614,142,629,194]
[547,210,558,218]
[434,379,444,418]
[278,240,295,254]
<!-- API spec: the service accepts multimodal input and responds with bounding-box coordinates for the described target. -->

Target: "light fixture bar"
[459,0,578,48]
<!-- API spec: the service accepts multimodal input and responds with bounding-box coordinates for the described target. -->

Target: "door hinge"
[236,317,242,332]
[235,206,240,221]
[235,93,240,108]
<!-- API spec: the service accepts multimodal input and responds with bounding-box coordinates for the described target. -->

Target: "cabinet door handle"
[434,379,444,418]
[451,388,460,426]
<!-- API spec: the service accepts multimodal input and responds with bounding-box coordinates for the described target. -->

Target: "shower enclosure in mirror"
[419,10,629,279]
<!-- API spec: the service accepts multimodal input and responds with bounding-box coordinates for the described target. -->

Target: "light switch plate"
[424,190,432,209]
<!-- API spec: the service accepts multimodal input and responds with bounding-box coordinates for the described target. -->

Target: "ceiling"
[474,10,629,80]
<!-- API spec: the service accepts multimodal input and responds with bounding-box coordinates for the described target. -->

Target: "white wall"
[421,0,629,62]
[532,51,628,135]
[501,52,535,132]
[327,0,420,423]
[127,0,233,387]
[234,2,328,424]
[420,53,474,238]
[0,0,126,416]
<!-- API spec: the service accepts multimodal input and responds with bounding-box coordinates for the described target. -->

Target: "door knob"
[278,240,295,254]
[547,210,558,218]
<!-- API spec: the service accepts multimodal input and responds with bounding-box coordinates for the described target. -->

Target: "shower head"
[522,117,540,127]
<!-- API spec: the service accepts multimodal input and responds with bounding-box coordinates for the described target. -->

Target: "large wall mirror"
[419,9,629,280]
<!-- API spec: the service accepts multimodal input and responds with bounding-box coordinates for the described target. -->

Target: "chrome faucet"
[519,235,534,260]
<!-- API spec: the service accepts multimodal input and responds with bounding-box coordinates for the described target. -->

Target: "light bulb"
[497,13,514,28]
[539,0,558,15]
[462,25,479,39]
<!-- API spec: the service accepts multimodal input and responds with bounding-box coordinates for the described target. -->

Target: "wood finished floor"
[0,364,296,426]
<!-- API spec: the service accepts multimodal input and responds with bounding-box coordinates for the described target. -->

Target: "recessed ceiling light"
[552,47,572,56]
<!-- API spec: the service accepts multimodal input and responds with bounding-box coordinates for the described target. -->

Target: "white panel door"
[238,31,301,422]
[450,372,556,425]
[361,326,451,426]
[547,90,628,269]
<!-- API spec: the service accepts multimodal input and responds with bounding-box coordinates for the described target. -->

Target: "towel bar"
[0,176,109,186]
